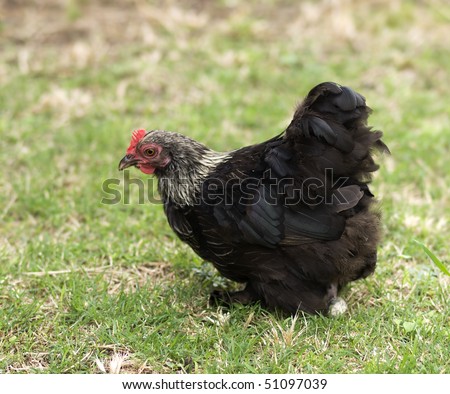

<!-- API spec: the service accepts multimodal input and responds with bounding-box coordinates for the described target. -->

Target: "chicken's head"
[118,129,171,174]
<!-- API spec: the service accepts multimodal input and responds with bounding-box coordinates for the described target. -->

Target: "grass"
[0,0,449,373]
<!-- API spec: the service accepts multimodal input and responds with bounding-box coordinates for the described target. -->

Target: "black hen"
[119,82,388,314]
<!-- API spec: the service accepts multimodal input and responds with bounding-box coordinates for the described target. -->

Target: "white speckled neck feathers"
[143,130,230,206]
[158,149,230,206]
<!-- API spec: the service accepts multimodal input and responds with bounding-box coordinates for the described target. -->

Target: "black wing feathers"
[169,82,386,252]
[264,142,293,177]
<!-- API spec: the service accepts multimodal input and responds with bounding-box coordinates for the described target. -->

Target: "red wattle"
[139,166,155,174]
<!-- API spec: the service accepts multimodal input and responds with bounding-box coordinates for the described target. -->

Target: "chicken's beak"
[118,154,138,171]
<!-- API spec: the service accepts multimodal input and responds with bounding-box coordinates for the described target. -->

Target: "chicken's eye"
[144,148,157,157]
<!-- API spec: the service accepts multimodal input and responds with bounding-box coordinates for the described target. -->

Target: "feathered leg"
[209,283,259,307]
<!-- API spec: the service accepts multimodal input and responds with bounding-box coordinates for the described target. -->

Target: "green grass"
[0,0,449,373]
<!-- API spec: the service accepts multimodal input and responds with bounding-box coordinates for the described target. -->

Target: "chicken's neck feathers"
[158,148,230,207]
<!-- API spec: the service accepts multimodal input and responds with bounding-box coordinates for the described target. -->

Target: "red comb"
[126,129,146,154]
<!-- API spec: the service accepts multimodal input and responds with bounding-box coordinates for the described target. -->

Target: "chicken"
[119,82,388,315]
